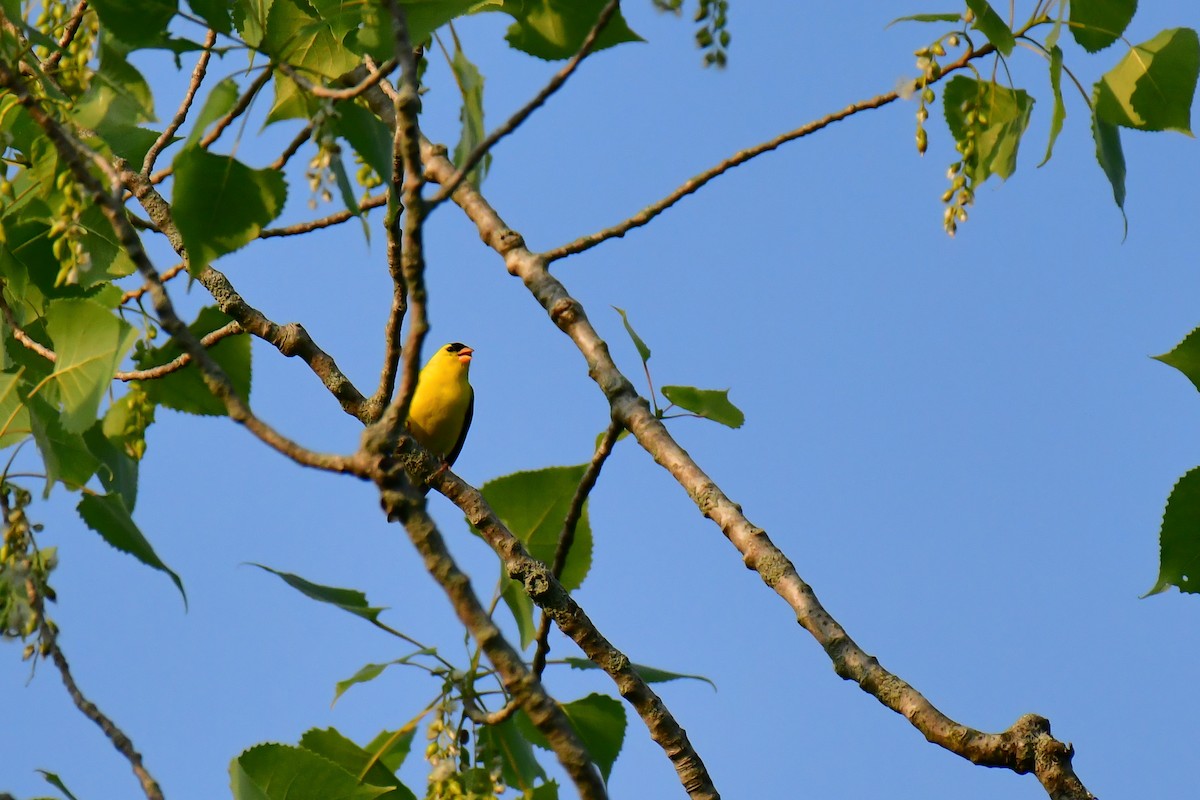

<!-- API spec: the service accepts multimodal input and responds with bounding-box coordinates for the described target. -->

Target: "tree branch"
[428,0,621,207]
[142,29,216,175]
[542,42,997,263]
[371,463,608,800]
[532,419,622,678]
[259,194,387,239]
[43,0,90,71]
[120,168,372,422]
[418,137,1094,800]
[277,58,397,101]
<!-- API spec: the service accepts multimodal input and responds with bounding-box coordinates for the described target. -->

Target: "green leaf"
[91,124,162,166]
[262,0,359,80]
[251,563,388,624]
[612,306,650,364]
[480,464,593,592]
[89,0,177,47]
[133,306,251,417]
[187,76,240,145]
[328,148,361,218]
[28,394,98,494]
[83,423,140,510]
[0,368,32,449]
[298,728,415,799]
[172,148,287,275]
[1069,0,1137,53]
[1090,95,1128,229]
[563,656,716,690]
[964,0,1014,55]
[477,716,546,792]
[45,299,138,433]
[1146,467,1200,596]
[362,728,416,775]
[72,37,156,131]
[78,492,186,604]
[1095,28,1199,134]
[502,0,643,61]
[332,652,435,704]
[661,385,744,428]
[1152,325,1200,391]
[265,71,320,126]
[188,0,234,34]
[233,0,272,47]
[517,695,625,783]
[356,0,502,61]
[885,12,963,27]
[450,44,490,188]
[1039,45,1066,167]
[37,770,81,800]
[102,383,156,461]
[943,76,1034,184]
[77,205,139,286]
[500,574,537,649]
[560,694,625,782]
[230,743,393,800]
[333,102,393,185]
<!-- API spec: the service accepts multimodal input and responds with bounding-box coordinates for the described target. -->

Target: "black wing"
[445,386,473,468]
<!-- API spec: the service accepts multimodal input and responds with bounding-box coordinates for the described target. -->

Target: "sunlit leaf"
[1069,0,1137,53]
[187,76,240,145]
[251,564,387,624]
[661,385,744,428]
[964,0,1013,55]
[78,492,186,604]
[230,743,392,800]
[503,0,643,61]
[262,0,359,80]
[172,148,287,274]
[612,306,650,364]
[0,368,31,449]
[298,728,416,799]
[45,298,137,433]
[943,76,1033,184]
[1095,28,1199,134]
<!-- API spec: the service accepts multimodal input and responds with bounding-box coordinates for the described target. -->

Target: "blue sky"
[5,2,1200,799]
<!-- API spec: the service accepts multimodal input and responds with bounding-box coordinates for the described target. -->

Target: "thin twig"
[277,58,398,101]
[0,287,55,363]
[428,0,620,207]
[142,29,216,174]
[532,419,622,678]
[44,0,90,71]
[542,41,997,263]
[116,322,244,381]
[267,121,315,171]
[259,194,387,238]
[121,262,186,304]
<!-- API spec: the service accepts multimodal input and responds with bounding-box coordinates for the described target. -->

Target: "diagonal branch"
[427,0,621,207]
[384,437,721,800]
[532,418,623,678]
[371,459,608,800]
[142,29,216,175]
[542,41,997,263]
[43,0,90,71]
[418,138,1094,800]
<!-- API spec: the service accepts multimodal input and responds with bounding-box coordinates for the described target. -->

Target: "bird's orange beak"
[457,346,474,364]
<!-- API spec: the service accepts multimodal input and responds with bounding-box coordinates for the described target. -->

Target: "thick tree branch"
[428,0,621,207]
[371,459,607,800]
[542,42,997,263]
[378,437,721,800]
[418,138,1094,800]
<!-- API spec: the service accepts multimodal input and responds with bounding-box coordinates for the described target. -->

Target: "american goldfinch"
[406,342,474,469]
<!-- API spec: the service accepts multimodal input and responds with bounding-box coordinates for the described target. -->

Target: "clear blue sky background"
[5,2,1200,798]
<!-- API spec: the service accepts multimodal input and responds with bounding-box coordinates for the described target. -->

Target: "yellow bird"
[406,342,474,470]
